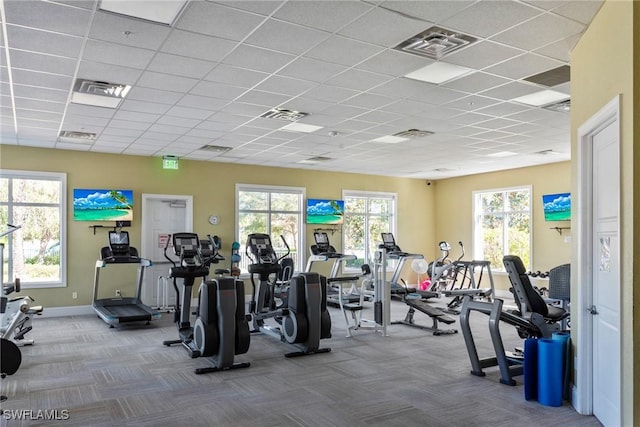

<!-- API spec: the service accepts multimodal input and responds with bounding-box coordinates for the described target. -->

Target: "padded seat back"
[503,255,549,317]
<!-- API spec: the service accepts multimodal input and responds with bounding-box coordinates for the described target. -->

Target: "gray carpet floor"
[1,295,601,427]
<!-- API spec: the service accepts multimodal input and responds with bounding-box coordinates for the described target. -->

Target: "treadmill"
[379,233,420,296]
[93,231,161,327]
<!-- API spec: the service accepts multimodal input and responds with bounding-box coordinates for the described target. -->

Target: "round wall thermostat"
[208,215,219,225]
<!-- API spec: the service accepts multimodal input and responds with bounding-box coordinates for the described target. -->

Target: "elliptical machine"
[246,233,331,358]
[162,233,250,373]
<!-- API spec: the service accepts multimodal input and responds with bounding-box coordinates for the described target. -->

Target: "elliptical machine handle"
[163,234,177,267]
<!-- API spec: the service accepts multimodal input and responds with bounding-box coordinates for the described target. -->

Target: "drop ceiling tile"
[325,69,392,92]
[108,119,152,131]
[139,131,178,142]
[442,72,511,94]
[273,1,372,33]
[413,86,467,105]
[380,1,474,23]
[15,109,62,122]
[215,1,282,16]
[16,117,58,129]
[165,105,215,120]
[441,1,541,38]
[119,99,171,115]
[77,61,143,86]
[127,87,184,105]
[14,97,65,113]
[479,81,540,101]
[551,1,604,25]
[161,30,238,62]
[146,123,189,135]
[177,94,229,111]
[484,53,565,81]
[234,90,291,108]
[303,84,360,104]
[155,115,201,128]
[368,78,435,99]
[112,110,161,123]
[137,71,199,93]
[533,34,582,62]
[444,41,523,71]
[338,7,433,47]
[277,57,347,84]
[205,64,269,88]
[341,92,396,109]
[101,127,144,138]
[89,10,172,50]
[244,19,330,55]
[4,1,91,37]
[280,98,335,116]
[82,39,155,70]
[147,53,217,79]
[356,49,433,77]
[176,2,265,41]
[11,69,71,91]
[223,102,273,117]
[450,112,494,126]
[6,26,83,58]
[474,101,532,118]
[444,95,500,112]
[355,109,404,125]
[491,13,585,51]
[8,50,76,76]
[222,44,296,73]
[305,36,384,67]
[255,75,317,97]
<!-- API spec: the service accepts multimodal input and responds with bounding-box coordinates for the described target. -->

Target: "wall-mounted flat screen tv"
[73,189,133,221]
[542,192,571,221]
[306,198,344,225]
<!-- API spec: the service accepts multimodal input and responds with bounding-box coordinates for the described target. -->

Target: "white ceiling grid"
[0,0,603,178]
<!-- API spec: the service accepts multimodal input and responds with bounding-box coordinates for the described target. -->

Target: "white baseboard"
[39,305,93,318]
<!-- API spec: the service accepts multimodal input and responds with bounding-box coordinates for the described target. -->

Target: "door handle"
[587,305,599,315]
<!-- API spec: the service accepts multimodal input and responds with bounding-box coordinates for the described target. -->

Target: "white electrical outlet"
[72,291,78,299]
[115,289,121,297]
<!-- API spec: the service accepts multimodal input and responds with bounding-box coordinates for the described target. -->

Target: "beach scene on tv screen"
[73,189,133,221]
[307,199,344,225]
[543,193,571,221]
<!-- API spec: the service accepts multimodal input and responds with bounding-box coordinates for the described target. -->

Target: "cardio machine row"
[162,232,332,374]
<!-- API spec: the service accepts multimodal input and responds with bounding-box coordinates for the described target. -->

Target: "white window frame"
[472,185,532,272]
[0,169,67,288]
[342,190,397,271]
[235,184,305,274]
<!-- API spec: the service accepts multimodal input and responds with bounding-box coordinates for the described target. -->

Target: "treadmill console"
[310,232,338,256]
[109,231,130,256]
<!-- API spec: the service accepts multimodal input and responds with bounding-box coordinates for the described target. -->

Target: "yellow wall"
[0,144,435,307]
[432,161,572,292]
[571,0,636,424]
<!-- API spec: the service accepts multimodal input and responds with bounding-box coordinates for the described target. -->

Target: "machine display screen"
[109,232,129,246]
[381,233,395,245]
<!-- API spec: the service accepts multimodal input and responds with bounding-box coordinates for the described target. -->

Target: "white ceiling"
[0,0,603,179]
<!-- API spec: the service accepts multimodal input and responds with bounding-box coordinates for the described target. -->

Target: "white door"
[140,194,193,308]
[591,121,620,426]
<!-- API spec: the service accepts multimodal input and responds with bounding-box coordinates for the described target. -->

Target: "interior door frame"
[140,193,194,260]
[574,94,621,415]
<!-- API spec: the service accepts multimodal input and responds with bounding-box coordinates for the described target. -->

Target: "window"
[342,191,396,269]
[236,184,305,274]
[473,186,531,271]
[0,170,66,288]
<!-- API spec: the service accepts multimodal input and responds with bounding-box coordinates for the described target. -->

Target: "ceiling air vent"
[543,99,571,113]
[524,65,570,87]
[394,26,477,60]
[298,156,332,164]
[393,129,434,139]
[73,79,131,98]
[260,108,309,121]
[199,145,232,153]
[58,130,96,141]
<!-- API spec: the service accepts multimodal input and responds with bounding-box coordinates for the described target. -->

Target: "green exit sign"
[163,156,179,170]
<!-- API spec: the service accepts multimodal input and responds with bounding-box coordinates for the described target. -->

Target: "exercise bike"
[163,233,250,373]
[246,233,331,358]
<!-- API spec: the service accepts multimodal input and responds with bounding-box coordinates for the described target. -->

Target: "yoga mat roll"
[553,331,572,400]
[537,338,564,407]
[523,338,538,401]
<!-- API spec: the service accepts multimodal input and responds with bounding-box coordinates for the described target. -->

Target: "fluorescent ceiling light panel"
[70,92,123,108]
[487,151,517,157]
[371,135,410,144]
[512,90,569,107]
[99,0,187,25]
[280,123,323,133]
[405,62,474,84]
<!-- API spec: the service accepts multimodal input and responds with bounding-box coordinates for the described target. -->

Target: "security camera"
[426,180,433,186]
